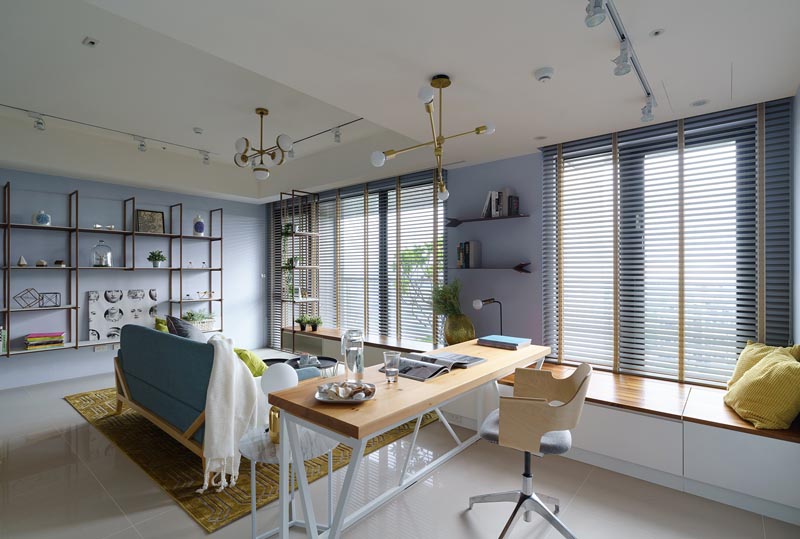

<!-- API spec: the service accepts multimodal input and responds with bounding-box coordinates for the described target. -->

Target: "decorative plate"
[315,382,376,404]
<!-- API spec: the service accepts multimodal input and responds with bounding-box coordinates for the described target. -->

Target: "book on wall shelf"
[25,332,65,351]
[456,240,481,268]
[480,188,519,219]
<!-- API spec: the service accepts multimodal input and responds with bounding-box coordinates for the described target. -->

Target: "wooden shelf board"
[294,265,320,270]
[169,298,223,303]
[446,214,530,228]
[281,298,319,303]
[179,267,221,271]
[10,344,75,356]
[10,266,75,270]
[78,339,119,348]
[180,235,222,241]
[9,223,76,232]
[9,305,77,312]
[133,231,179,239]
[289,231,320,237]
[77,228,131,236]
[77,266,131,270]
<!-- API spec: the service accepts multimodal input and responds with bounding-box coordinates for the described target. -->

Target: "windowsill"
[500,362,800,444]
[282,326,433,354]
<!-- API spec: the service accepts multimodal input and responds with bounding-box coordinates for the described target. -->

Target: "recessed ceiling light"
[534,67,554,83]
[649,28,665,38]
[193,127,204,135]
[691,99,709,107]
[535,136,547,140]
[81,36,98,48]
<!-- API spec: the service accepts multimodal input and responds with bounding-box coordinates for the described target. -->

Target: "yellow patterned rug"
[65,388,437,533]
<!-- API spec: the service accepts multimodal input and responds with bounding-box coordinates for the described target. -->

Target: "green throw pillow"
[155,317,168,333]
[235,348,266,377]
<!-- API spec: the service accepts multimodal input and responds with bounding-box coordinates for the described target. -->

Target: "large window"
[268,170,446,347]
[543,100,792,386]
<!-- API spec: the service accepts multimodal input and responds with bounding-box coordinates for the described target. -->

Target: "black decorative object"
[14,288,40,309]
[39,292,62,308]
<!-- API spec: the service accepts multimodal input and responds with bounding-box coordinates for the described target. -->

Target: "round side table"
[239,425,338,539]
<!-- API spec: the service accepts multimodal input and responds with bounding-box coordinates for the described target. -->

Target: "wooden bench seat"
[500,362,800,444]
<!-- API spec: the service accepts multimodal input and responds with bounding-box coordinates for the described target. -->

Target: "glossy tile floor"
[1,372,798,539]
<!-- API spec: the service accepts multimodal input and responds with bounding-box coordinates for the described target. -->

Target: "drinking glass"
[383,351,401,383]
[341,329,364,382]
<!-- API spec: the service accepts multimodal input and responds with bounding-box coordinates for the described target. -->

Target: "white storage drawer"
[572,403,683,475]
[684,422,800,508]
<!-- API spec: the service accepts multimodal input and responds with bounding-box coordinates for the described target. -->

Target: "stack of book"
[477,334,531,350]
[456,240,481,268]
[25,332,65,351]
[0,326,6,354]
[480,188,520,218]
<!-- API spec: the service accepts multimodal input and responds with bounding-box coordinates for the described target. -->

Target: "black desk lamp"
[473,297,503,335]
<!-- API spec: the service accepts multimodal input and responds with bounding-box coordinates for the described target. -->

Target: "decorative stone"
[36,259,48,267]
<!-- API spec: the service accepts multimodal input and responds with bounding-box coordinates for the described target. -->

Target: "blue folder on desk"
[477,335,531,350]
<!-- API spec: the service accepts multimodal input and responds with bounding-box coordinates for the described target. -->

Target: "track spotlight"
[28,112,45,131]
[640,95,655,122]
[287,148,295,159]
[585,0,606,27]
[333,127,341,143]
[612,40,631,76]
[134,136,147,152]
[200,150,210,165]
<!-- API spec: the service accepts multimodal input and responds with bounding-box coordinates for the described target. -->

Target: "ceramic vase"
[32,210,51,226]
[443,314,476,345]
[192,214,205,237]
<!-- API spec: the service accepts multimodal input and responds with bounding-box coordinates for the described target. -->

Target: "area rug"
[65,388,438,533]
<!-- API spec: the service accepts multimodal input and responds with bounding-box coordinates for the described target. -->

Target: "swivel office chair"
[468,363,592,539]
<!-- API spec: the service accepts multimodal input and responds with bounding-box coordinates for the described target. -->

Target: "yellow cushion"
[154,317,168,333]
[235,348,266,377]
[728,341,800,389]
[723,348,800,429]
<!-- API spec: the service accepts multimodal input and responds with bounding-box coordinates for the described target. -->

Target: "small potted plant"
[147,250,167,268]
[308,316,322,331]
[295,314,310,331]
[181,309,216,332]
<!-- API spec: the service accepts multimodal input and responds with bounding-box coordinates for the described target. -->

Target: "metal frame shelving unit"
[1,182,224,355]
[280,189,319,352]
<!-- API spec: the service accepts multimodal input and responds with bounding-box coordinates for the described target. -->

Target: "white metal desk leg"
[327,449,333,527]
[278,414,290,539]
[398,416,422,485]
[330,438,368,539]
[285,419,319,539]
[251,459,257,539]
[476,385,484,431]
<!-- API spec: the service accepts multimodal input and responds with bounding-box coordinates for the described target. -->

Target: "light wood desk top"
[269,340,550,440]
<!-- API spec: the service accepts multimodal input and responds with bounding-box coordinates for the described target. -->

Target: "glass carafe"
[341,329,364,382]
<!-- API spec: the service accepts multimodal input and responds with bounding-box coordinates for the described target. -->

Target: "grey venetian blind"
[267,169,447,348]
[542,98,793,386]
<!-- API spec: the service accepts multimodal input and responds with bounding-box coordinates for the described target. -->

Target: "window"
[268,170,446,347]
[543,99,792,386]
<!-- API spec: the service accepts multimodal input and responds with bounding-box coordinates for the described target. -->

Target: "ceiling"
[2,0,799,200]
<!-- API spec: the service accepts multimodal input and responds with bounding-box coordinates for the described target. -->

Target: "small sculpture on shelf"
[36,259,47,267]
[14,288,40,309]
[193,214,206,237]
[196,290,215,299]
[147,250,167,268]
[39,292,61,308]
[92,223,116,230]
[17,255,28,267]
[53,259,66,268]
[92,240,113,267]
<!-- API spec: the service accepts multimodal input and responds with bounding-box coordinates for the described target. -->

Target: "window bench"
[500,364,800,525]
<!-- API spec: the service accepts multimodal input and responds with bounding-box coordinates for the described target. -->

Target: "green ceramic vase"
[443,314,476,345]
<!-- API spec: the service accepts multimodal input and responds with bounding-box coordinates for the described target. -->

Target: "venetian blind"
[542,98,792,386]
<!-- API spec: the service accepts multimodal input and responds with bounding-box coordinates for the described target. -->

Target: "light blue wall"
[793,86,799,343]
[0,168,266,390]
[446,153,543,343]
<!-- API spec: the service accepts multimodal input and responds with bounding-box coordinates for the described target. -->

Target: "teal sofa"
[115,325,319,459]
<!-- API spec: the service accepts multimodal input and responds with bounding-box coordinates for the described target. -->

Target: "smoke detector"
[534,67,555,83]
[82,36,98,48]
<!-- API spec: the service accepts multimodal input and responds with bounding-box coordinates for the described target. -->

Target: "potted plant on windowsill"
[147,250,167,268]
[308,316,322,332]
[432,279,475,345]
[295,314,310,331]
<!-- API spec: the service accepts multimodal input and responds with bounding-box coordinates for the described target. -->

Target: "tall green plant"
[432,280,464,317]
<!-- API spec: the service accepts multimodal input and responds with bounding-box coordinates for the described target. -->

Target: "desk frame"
[275,347,547,539]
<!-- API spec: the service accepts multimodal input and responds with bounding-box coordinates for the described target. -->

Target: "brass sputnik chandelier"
[234,108,293,181]
[370,74,495,201]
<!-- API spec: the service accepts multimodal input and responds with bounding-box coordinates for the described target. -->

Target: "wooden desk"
[270,340,550,539]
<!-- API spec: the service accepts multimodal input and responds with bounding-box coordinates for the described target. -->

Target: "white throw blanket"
[197,334,258,493]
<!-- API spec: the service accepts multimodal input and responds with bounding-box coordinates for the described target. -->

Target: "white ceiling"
[2,0,799,200]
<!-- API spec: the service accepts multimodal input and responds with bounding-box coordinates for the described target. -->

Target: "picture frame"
[136,209,166,234]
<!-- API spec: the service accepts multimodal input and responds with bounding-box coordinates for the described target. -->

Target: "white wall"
[0,168,266,390]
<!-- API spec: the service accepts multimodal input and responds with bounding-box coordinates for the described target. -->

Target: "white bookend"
[481,191,492,218]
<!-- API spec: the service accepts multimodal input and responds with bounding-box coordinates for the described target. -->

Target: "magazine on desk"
[380,351,486,382]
